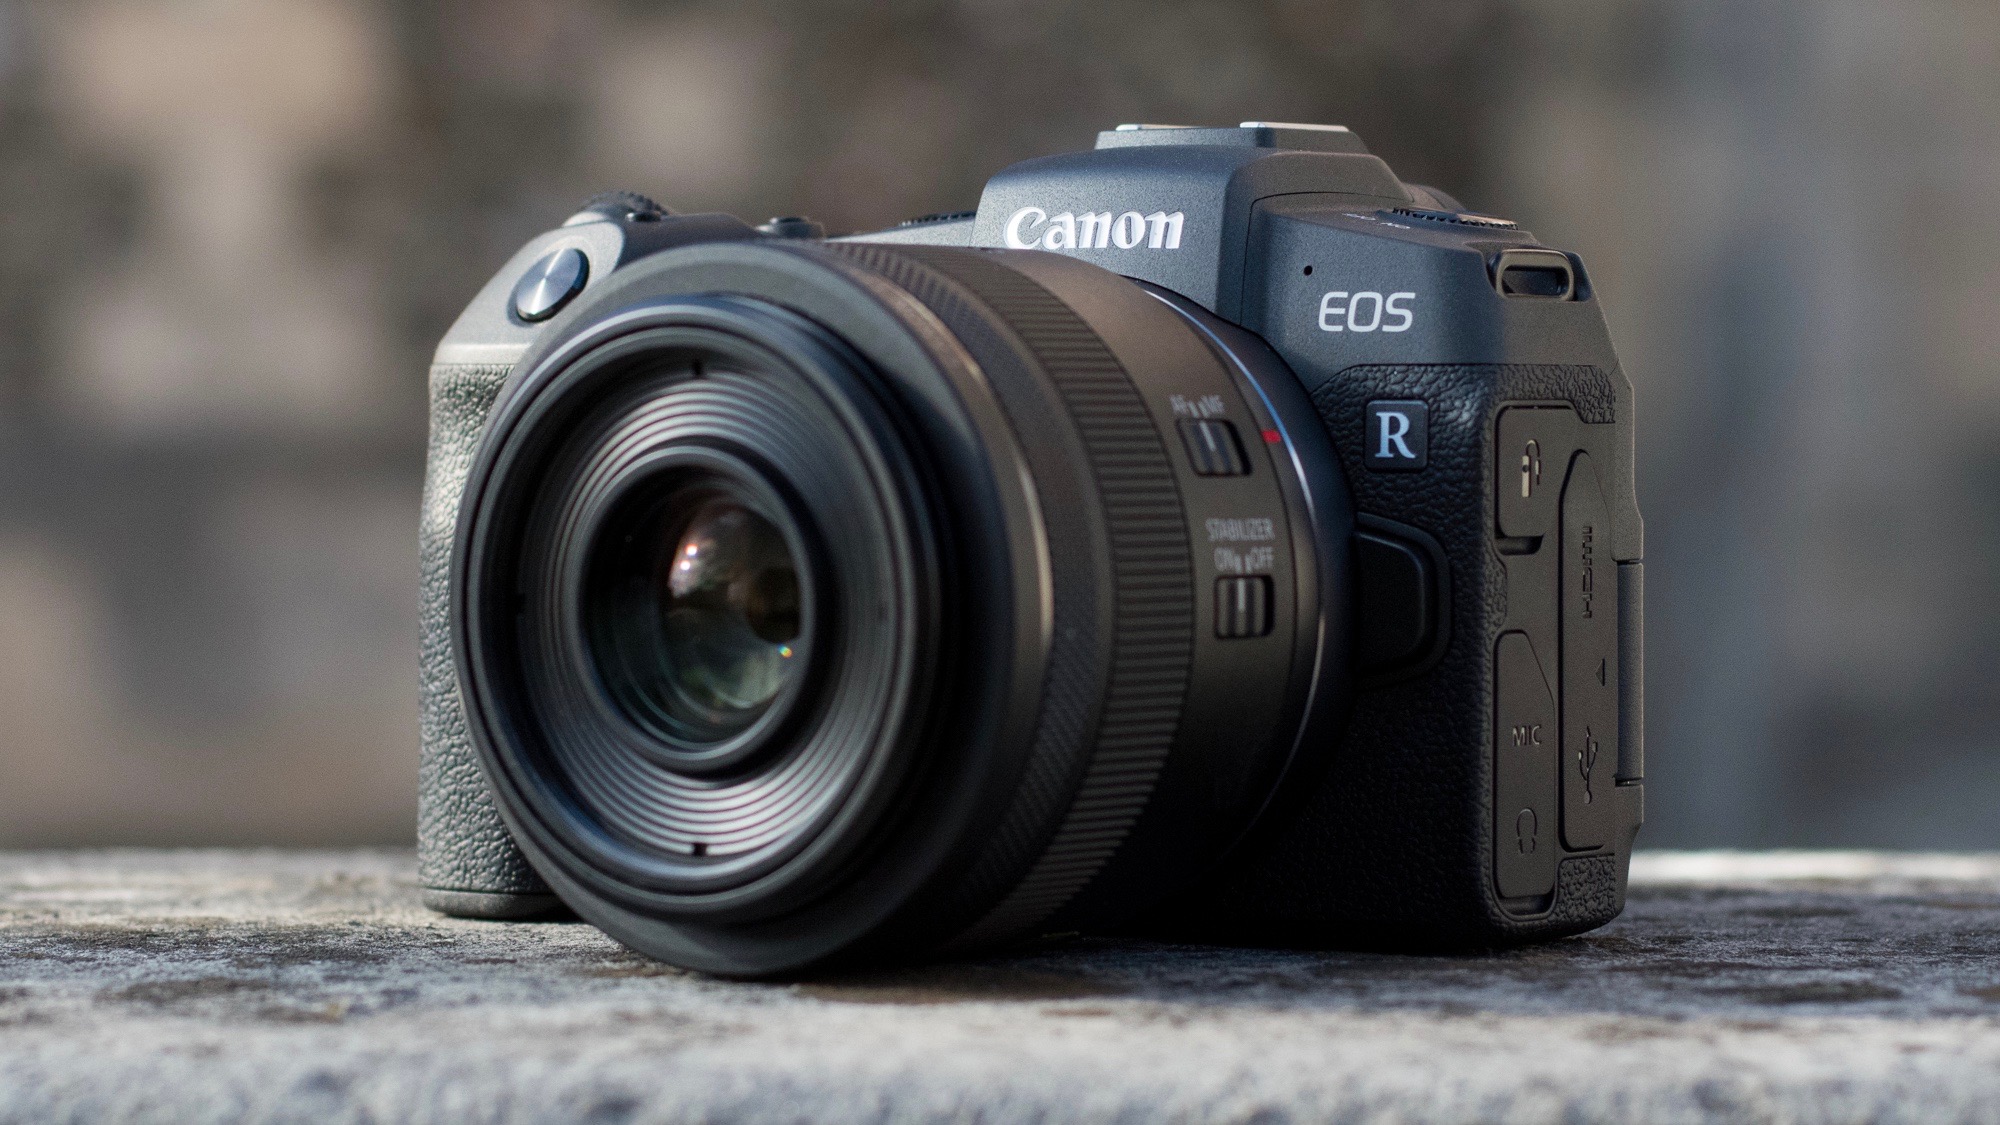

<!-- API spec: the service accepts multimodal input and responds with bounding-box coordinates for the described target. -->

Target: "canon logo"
[1003,206,1185,251]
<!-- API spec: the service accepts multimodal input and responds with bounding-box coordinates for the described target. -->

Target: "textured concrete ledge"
[3,850,2000,1123]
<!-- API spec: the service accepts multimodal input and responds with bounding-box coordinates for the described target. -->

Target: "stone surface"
[2,850,1999,1123]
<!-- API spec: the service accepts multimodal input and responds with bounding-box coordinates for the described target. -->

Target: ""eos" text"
[1317,290,1416,333]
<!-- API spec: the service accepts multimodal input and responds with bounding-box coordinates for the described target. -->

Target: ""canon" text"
[1004,207,1185,250]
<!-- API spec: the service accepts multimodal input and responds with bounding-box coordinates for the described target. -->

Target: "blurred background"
[0,0,1994,849]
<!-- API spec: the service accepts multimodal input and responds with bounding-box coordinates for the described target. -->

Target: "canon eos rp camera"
[419,122,1645,976]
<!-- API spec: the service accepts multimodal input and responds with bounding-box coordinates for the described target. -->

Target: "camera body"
[421,123,1643,970]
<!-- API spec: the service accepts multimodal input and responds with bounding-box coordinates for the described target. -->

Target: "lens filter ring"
[457,297,937,911]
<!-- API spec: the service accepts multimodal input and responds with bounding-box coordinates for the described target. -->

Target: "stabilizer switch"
[1215,576,1274,638]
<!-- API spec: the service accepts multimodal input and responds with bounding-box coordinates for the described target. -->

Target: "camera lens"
[460,298,932,908]
[584,472,806,753]
[452,240,1349,975]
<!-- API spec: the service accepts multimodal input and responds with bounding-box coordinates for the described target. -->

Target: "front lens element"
[587,471,806,751]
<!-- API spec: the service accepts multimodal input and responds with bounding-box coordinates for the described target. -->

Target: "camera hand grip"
[418,362,559,917]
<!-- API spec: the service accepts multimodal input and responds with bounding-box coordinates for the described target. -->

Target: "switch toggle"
[1179,419,1249,476]
[1215,576,1273,638]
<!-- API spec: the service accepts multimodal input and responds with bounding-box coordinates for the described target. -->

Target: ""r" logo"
[1363,401,1429,471]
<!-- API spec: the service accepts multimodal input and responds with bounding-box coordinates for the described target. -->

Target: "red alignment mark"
[1261,429,1283,444]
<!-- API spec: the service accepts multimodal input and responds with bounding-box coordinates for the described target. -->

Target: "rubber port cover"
[1494,631,1558,901]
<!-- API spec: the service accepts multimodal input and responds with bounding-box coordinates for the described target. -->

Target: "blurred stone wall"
[0,0,1992,847]
[1490,0,2000,845]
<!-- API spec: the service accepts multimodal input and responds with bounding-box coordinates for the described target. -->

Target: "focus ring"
[827,244,1196,943]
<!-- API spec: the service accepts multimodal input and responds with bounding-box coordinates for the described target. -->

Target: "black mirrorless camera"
[419,122,1645,976]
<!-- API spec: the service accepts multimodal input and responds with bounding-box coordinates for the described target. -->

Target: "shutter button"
[511,247,588,322]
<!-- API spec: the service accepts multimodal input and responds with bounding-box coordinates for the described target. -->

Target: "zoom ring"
[829,244,1196,944]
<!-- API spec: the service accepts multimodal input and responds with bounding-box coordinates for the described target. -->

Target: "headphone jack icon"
[1521,439,1542,499]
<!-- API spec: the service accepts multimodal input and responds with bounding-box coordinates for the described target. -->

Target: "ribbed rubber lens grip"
[826,244,1196,943]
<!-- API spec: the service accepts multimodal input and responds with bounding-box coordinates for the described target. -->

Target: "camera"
[419,122,1644,976]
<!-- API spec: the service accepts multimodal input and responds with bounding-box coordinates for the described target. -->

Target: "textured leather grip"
[418,362,554,908]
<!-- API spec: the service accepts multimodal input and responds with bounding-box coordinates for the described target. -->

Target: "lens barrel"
[452,240,1349,974]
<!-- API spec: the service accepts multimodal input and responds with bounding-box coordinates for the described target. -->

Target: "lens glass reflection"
[587,473,805,750]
